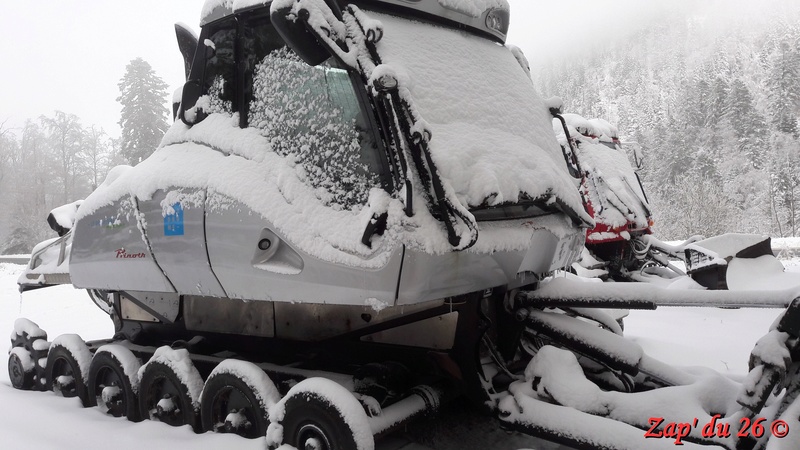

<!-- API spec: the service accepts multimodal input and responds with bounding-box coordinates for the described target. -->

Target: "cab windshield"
[369,11,586,220]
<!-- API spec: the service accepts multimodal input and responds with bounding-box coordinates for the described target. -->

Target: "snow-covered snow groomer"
[550,112,655,280]
[551,111,775,288]
[12,0,593,447]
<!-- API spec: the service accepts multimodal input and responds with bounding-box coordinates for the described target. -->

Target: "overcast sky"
[0,0,758,139]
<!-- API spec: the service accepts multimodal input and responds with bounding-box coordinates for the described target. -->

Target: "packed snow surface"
[726,255,800,291]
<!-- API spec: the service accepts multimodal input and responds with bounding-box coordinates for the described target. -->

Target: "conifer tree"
[726,79,768,168]
[766,41,800,137]
[117,58,169,164]
[41,111,83,204]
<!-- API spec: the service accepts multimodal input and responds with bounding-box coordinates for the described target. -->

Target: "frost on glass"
[249,48,378,210]
[207,75,233,115]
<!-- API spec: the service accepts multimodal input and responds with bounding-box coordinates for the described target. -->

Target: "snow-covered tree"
[20,119,49,213]
[535,2,800,239]
[726,79,769,168]
[0,119,13,186]
[766,41,800,137]
[117,57,169,164]
[1,120,56,253]
[769,134,800,236]
[81,125,111,190]
[41,111,83,204]
[648,170,732,240]
[708,76,729,127]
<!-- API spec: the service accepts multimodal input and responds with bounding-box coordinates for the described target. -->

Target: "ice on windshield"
[248,48,379,210]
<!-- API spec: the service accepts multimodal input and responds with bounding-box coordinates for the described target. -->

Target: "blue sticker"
[164,203,184,236]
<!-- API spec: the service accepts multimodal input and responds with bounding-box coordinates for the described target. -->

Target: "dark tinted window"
[202,23,237,115]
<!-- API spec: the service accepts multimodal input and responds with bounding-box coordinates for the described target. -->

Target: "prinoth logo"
[115,248,146,259]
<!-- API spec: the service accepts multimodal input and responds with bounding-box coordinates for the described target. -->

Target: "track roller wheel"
[200,359,280,438]
[8,349,36,390]
[88,344,142,422]
[138,347,202,431]
[9,318,49,390]
[45,335,92,406]
[268,377,374,450]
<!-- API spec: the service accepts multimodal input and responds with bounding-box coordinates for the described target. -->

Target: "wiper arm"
[550,107,583,179]
[387,89,478,249]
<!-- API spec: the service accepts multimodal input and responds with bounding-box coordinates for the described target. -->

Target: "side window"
[245,21,381,210]
[203,24,237,115]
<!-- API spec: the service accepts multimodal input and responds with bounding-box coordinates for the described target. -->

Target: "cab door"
[138,189,226,297]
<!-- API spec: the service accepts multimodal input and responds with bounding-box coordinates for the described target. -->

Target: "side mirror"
[174,23,198,81]
[178,80,206,126]
[172,88,181,121]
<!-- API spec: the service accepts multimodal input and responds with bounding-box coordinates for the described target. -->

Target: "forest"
[534,1,800,240]
[3,1,800,252]
[0,58,168,253]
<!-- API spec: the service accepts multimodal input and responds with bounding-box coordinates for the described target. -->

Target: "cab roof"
[199,0,510,42]
[200,0,267,26]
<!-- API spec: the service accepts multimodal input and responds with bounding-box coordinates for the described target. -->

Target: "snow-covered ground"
[1,261,796,449]
[0,263,261,450]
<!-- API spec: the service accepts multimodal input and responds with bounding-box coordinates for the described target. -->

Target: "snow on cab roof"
[200,0,510,41]
[201,0,268,25]
[436,0,508,18]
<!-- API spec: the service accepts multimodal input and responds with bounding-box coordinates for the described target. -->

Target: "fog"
[0,0,796,138]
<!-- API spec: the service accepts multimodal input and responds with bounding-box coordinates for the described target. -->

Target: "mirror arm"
[178,80,206,126]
